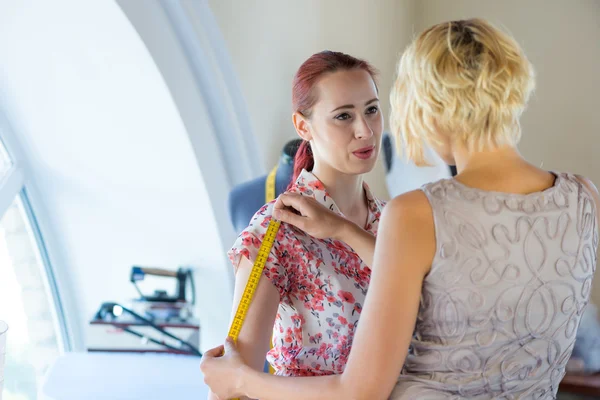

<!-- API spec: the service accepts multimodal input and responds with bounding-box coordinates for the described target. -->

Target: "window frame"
[0,116,72,352]
[0,137,23,217]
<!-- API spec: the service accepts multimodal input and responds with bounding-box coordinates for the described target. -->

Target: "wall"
[208,0,418,200]
[212,0,600,303]
[416,0,600,304]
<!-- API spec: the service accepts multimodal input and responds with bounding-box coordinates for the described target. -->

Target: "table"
[39,352,209,400]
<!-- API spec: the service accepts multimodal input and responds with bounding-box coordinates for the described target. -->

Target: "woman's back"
[393,172,598,399]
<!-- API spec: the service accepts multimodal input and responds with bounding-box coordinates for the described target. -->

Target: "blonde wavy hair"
[390,18,535,165]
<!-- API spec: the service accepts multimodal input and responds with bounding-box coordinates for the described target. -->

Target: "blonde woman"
[201,19,599,399]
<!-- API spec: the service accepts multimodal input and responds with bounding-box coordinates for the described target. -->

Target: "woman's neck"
[451,143,557,194]
[453,143,525,176]
[311,162,367,220]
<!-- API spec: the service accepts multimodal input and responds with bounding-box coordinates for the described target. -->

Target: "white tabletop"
[39,352,209,400]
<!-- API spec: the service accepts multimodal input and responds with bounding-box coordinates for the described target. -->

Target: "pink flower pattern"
[228,170,385,377]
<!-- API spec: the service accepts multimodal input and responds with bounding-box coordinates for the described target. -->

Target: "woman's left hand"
[200,338,247,399]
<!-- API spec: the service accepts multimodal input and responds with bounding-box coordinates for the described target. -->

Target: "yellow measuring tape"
[264,166,278,376]
[265,165,277,204]
[227,166,280,399]
[227,218,281,340]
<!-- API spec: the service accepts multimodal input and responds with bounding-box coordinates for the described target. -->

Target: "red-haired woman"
[208,51,386,399]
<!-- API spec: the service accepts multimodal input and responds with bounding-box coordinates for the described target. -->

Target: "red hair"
[288,51,378,188]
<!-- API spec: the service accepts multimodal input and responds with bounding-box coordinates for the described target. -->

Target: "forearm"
[240,367,349,400]
[335,220,376,266]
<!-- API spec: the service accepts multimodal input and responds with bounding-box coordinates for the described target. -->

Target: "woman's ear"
[292,112,312,141]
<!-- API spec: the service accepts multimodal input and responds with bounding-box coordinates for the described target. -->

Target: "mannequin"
[228,138,302,234]
[382,132,454,197]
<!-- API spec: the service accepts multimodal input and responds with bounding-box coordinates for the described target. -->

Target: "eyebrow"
[330,98,379,113]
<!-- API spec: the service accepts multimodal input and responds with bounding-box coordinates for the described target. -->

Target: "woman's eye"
[366,106,379,114]
[335,113,351,121]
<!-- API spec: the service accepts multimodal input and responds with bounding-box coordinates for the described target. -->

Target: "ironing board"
[39,352,208,400]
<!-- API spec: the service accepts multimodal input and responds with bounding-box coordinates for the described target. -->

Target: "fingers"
[273,208,306,229]
[274,193,307,213]
[200,344,224,375]
[203,344,225,359]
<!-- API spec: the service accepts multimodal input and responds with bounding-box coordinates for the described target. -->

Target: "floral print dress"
[228,169,385,377]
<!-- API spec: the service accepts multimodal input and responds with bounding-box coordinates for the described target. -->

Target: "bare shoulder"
[384,189,433,223]
[574,174,600,214]
[382,190,435,244]
[380,190,436,275]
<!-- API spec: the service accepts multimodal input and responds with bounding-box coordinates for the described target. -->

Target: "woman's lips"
[352,146,375,160]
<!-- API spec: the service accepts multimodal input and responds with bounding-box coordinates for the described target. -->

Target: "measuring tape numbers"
[227,166,280,399]
[227,217,281,340]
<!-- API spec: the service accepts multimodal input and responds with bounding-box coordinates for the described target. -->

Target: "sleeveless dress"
[391,173,598,399]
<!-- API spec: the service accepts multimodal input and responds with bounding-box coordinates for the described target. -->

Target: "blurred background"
[0,0,598,399]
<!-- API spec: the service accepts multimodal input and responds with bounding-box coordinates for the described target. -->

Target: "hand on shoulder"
[272,192,347,240]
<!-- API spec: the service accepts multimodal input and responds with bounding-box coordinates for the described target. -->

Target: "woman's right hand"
[272,192,350,240]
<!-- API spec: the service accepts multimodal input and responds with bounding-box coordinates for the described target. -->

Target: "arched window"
[0,6,261,395]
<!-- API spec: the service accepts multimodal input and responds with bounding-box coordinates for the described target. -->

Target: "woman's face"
[296,69,383,176]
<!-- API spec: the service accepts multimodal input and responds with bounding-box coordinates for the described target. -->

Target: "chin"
[350,159,377,175]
